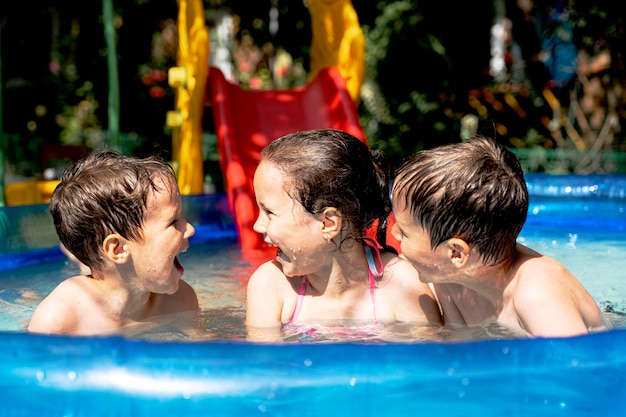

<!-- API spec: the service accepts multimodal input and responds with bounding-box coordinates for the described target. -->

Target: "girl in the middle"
[245,128,442,341]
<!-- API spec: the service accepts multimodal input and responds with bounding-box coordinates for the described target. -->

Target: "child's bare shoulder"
[27,278,84,333]
[165,279,199,312]
[247,260,301,293]
[512,255,575,308]
[516,253,572,285]
[249,260,283,283]
[381,251,418,275]
[42,275,94,303]
[380,252,425,289]
[379,252,441,324]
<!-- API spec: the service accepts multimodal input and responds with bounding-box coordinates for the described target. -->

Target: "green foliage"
[361,1,494,170]
[1,0,624,180]
[1,0,178,178]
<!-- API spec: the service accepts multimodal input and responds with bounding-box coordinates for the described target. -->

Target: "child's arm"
[245,261,287,339]
[515,291,589,337]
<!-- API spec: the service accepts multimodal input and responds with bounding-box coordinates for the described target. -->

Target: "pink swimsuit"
[287,238,384,337]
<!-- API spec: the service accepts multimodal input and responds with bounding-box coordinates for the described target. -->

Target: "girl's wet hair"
[49,149,177,271]
[261,128,394,251]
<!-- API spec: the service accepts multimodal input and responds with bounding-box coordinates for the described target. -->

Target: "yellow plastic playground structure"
[167,0,365,196]
[167,0,210,195]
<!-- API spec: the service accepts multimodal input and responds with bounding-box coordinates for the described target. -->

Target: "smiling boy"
[27,150,199,335]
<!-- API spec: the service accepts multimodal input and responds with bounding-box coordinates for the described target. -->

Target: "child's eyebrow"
[166,206,180,222]
[258,201,272,212]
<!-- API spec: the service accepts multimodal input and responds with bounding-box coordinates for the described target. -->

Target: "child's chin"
[164,279,180,295]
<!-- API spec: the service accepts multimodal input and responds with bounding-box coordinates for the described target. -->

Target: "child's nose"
[253,215,265,234]
[185,221,196,238]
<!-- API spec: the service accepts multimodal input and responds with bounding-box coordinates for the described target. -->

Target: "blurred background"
[0,0,624,197]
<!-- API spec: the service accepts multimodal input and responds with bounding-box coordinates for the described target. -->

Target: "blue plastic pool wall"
[0,193,238,272]
[1,175,625,416]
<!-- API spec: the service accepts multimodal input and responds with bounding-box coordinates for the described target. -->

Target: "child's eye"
[257,203,271,217]
[395,227,407,238]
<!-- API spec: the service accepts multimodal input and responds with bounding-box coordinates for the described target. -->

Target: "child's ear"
[446,238,471,269]
[320,207,342,240]
[102,234,129,264]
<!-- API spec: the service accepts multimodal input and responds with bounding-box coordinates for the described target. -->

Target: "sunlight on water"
[1,232,624,342]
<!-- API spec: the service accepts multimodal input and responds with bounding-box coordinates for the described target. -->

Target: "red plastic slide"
[207,66,367,254]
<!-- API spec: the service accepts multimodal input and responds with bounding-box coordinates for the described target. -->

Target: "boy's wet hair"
[49,150,177,271]
[393,136,528,265]
[261,128,393,250]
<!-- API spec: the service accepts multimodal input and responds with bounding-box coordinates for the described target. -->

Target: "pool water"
[1,174,625,340]
[0,237,534,342]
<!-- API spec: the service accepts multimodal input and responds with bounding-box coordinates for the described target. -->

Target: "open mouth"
[174,256,184,274]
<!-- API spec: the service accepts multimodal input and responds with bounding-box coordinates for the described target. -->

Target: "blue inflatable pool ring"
[1,330,625,416]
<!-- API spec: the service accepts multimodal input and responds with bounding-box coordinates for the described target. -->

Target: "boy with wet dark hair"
[391,136,608,337]
[28,150,199,335]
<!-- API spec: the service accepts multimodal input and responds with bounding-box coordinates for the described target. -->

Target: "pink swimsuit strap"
[289,238,383,325]
[289,276,308,325]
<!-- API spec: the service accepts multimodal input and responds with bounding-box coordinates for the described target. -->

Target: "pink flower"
[239,62,252,74]
[249,77,263,90]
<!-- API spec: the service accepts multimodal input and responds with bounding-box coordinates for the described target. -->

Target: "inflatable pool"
[1,174,625,416]
[1,330,625,416]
